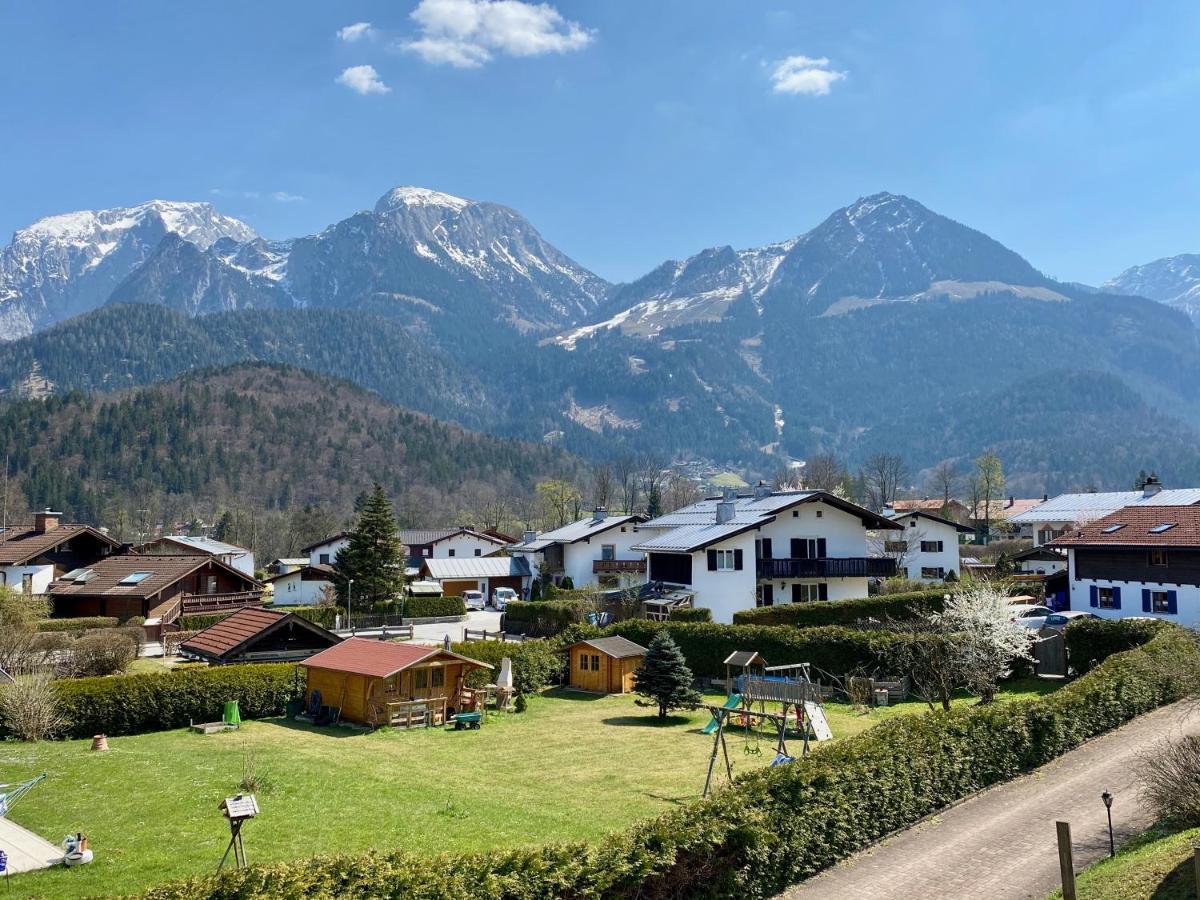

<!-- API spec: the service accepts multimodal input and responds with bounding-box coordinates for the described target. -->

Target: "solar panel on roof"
[1150,523,1177,533]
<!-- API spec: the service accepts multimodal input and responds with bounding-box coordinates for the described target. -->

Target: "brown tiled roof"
[301,637,492,678]
[46,554,259,600]
[1049,506,1200,547]
[974,498,1045,520]
[180,608,339,661]
[893,499,965,513]
[575,636,647,659]
[0,523,119,566]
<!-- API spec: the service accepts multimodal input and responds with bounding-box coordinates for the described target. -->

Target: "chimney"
[754,480,771,500]
[715,493,737,525]
[34,509,61,533]
[1043,493,1049,502]
[592,506,607,524]
[522,529,537,545]
[1143,474,1163,498]
[1006,496,1014,509]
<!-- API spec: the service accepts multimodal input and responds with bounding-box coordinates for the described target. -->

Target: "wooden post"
[1056,821,1076,900]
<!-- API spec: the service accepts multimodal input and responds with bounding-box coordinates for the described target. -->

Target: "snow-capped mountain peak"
[1104,253,1200,324]
[374,186,473,215]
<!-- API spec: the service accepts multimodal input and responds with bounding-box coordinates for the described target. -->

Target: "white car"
[491,587,517,610]
[1010,604,1055,629]
[462,590,486,611]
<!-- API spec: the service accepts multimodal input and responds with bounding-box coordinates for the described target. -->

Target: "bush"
[1065,617,1170,673]
[36,616,119,633]
[403,595,466,619]
[1140,735,1200,828]
[165,630,201,655]
[286,605,342,629]
[69,631,138,677]
[670,607,713,623]
[505,598,598,636]
[139,629,1200,900]
[0,674,68,742]
[449,639,563,694]
[731,589,950,628]
[179,612,230,631]
[42,663,304,739]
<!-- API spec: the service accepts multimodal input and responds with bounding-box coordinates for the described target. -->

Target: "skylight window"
[1100,524,1126,534]
[1150,523,1177,534]
[118,571,152,586]
[60,568,95,583]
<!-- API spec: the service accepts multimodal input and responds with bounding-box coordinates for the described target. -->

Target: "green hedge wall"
[36,616,119,633]
[285,605,341,629]
[178,612,230,631]
[670,607,713,623]
[48,664,304,739]
[139,629,1200,900]
[449,639,564,694]
[731,588,950,627]
[404,595,466,619]
[505,598,595,636]
[1065,617,1170,673]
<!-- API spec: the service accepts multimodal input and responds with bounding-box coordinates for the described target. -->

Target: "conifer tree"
[331,483,405,608]
[634,631,701,720]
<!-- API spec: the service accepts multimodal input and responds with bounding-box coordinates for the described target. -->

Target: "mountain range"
[2,186,1200,498]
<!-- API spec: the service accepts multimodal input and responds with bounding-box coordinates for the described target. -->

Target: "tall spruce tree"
[331,483,405,608]
[634,631,701,720]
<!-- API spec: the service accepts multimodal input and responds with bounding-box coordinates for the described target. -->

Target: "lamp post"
[347,579,354,632]
[1101,791,1115,858]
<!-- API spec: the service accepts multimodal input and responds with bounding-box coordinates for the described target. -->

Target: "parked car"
[491,587,517,610]
[1041,611,1099,631]
[462,590,486,610]
[1010,604,1055,629]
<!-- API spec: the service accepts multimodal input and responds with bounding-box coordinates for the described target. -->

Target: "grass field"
[3,680,1056,898]
[1055,825,1200,900]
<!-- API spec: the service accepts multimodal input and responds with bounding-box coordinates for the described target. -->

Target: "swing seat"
[770,753,796,768]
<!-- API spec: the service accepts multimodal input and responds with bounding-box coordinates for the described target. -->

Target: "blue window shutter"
[1143,589,1152,613]
[1168,590,1178,615]
[1089,585,1098,608]
[1112,586,1121,610]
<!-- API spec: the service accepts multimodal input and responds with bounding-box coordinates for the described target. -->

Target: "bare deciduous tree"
[662,474,702,514]
[926,460,961,509]
[801,453,846,493]
[0,673,68,742]
[863,453,909,512]
[615,455,638,515]
[591,465,613,510]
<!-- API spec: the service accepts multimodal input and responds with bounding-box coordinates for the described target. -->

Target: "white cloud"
[270,191,306,203]
[401,0,593,69]
[208,188,305,203]
[770,55,846,96]
[337,22,375,42]
[336,64,391,95]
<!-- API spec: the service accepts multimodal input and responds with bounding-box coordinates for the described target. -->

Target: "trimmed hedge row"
[670,607,713,623]
[47,664,304,739]
[731,588,950,627]
[505,598,595,635]
[140,628,1200,900]
[1065,617,1170,673]
[404,595,466,619]
[178,612,229,631]
[36,616,119,633]
[180,605,342,632]
[450,639,564,694]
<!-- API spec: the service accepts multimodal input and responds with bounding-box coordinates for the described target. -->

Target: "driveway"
[780,699,1200,900]
[336,609,506,644]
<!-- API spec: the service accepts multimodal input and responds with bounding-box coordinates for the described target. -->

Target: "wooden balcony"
[593,558,647,574]
[180,590,265,615]
[756,558,897,579]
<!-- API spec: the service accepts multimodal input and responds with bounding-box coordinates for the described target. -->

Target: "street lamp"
[347,579,354,632]
[1101,791,1114,858]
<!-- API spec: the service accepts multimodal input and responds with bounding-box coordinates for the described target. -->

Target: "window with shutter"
[1089,585,1099,608]
[1168,590,1179,614]
[1142,589,1152,613]
[733,549,743,570]
[818,583,828,601]
[707,549,718,571]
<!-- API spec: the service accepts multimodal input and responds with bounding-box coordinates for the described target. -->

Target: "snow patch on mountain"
[1105,254,1200,324]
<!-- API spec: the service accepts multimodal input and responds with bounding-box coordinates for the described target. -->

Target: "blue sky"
[2,1,1198,283]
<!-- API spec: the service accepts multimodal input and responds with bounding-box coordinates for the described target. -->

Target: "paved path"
[781,700,1200,900]
[0,816,61,874]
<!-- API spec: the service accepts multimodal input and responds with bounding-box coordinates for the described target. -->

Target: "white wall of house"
[269,571,331,607]
[890,515,962,581]
[1065,549,1199,627]
[434,534,504,560]
[227,551,256,577]
[0,564,54,595]
[308,537,349,568]
[1031,521,1074,547]
[756,500,871,557]
[684,531,759,624]
[562,522,645,588]
[1018,557,1067,576]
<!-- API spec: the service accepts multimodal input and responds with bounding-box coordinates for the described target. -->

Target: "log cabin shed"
[567,636,647,694]
[300,637,493,728]
[179,607,341,665]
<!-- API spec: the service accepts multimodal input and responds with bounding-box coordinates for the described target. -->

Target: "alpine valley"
[3,186,1200,498]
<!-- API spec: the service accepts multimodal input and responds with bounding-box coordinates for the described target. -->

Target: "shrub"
[43,663,304,739]
[287,605,341,629]
[403,595,466,619]
[36,616,119,633]
[139,629,1200,900]
[731,589,950,628]
[1065,617,1169,673]
[69,631,138,677]
[449,639,563,694]
[505,598,598,636]
[670,607,713,623]
[165,630,201,655]
[0,674,68,742]
[1140,735,1200,828]
[179,612,230,631]
[634,632,701,719]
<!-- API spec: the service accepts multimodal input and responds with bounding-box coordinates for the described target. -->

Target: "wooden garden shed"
[567,636,647,694]
[300,638,492,728]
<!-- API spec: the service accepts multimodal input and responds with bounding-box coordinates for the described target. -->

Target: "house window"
[431,667,445,688]
[909,520,918,528]
[21,573,32,594]
[792,510,799,518]
[885,540,908,553]
[448,549,456,557]
[474,548,481,557]
[319,553,330,565]
[208,576,218,594]
[815,510,822,518]
[591,654,600,671]
[1149,550,1168,568]
[757,584,774,607]
[1151,591,1171,613]
[921,567,945,579]
[1098,587,1115,609]
[601,544,616,561]
[792,583,821,603]
[715,549,735,571]
[920,541,944,553]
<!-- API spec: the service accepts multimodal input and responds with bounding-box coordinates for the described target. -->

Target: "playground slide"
[701,694,742,734]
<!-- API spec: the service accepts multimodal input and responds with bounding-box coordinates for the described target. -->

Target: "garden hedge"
[731,588,951,627]
[178,612,231,631]
[181,605,342,632]
[404,595,466,619]
[505,598,596,636]
[45,664,304,739]
[36,616,119,633]
[670,607,713,623]
[450,638,564,694]
[140,628,1200,900]
[1065,617,1170,673]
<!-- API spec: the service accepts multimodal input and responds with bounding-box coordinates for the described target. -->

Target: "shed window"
[579,653,588,671]
[591,654,600,671]
[431,667,445,688]
[1149,550,1168,567]
[414,669,428,689]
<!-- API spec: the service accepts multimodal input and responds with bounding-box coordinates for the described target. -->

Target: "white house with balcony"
[508,508,647,591]
[631,488,900,623]
[880,511,972,582]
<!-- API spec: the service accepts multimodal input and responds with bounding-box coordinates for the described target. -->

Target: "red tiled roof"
[1050,505,1200,547]
[301,637,493,678]
[180,608,289,658]
[46,554,260,600]
[0,523,119,566]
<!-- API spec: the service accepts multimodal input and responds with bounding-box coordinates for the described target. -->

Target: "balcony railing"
[756,558,897,579]
[180,590,265,615]
[593,559,647,574]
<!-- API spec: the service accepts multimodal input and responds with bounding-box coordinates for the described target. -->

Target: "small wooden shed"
[300,638,492,728]
[179,607,340,665]
[567,636,647,694]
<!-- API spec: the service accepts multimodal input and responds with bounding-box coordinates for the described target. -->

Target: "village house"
[265,562,335,607]
[303,533,350,567]
[0,510,120,595]
[1009,476,1200,546]
[179,607,342,665]
[972,496,1047,540]
[508,508,648,590]
[1050,505,1200,627]
[399,528,508,569]
[135,534,256,576]
[885,498,972,524]
[631,488,898,624]
[419,556,532,600]
[882,510,973,582]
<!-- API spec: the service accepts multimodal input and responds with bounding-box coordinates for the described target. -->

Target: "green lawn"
[3,679,1055,899]
[1054,825,1200,900]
